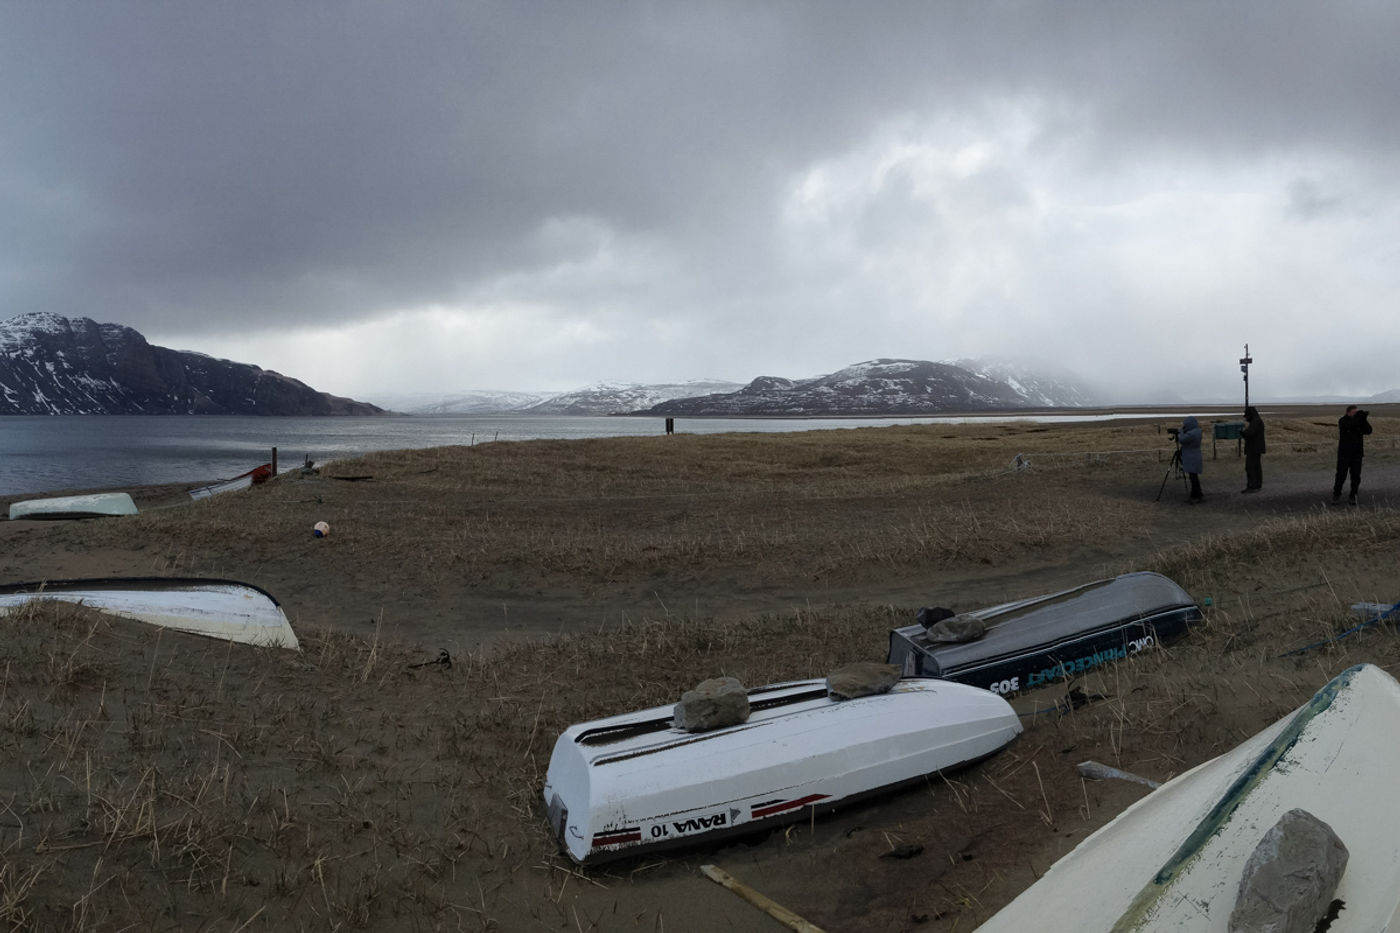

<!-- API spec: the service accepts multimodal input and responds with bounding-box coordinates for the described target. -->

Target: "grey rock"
[1229,808,1348,933]
[1076,760,1161,789]
[827,661,902,700]
[673,676,750,732]
[924,613,987,644]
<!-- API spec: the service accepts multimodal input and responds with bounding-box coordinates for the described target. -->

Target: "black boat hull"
[887,572,1204,696]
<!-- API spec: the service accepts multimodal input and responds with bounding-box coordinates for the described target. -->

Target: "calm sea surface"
[0,411,1162,497]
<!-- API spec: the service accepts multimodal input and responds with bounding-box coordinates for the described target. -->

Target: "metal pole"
[1239,344,1252,411]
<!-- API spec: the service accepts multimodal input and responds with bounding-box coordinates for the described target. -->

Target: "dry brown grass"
[2,413,1399,930]
[69,417,1351,594]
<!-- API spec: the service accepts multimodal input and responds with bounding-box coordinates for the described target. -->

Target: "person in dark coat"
[1241,406,1265,492]
[1333,405,1373,505]
[1179,415,1204,503]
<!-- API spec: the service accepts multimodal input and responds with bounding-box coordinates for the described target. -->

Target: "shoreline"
[3,403,1387,501]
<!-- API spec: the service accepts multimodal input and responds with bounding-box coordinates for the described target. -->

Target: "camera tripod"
[1155,443,1187,502]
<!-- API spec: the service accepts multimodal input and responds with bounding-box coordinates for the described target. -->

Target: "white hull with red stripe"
[543,676,1021,865]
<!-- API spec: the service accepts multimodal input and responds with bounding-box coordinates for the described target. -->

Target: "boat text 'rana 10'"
[544,676,1021,865]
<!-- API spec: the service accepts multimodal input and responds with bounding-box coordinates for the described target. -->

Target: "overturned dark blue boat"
[887,571,1203,696]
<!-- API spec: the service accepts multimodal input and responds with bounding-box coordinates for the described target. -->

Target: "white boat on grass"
[974,663,1400,932]
[544,676,1021,865]
[0,577,300,650]
[8,491,138,520]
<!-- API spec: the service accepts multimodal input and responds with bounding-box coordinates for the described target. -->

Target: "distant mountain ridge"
[643,358,1099,416]
[0,313,382,415]
[371,390,551,415]
[373,361,1101,417]
[1,313,1116,417]
[368,381,745,415]
[525,380,745,415]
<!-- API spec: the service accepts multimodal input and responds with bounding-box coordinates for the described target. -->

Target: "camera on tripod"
[1156,426,1186,500]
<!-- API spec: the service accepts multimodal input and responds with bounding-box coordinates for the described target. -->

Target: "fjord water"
[0,411,1165,498]
[0,413,951,497]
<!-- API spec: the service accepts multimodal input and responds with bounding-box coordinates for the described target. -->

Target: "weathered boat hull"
[888,572,1203,696]
[544,677,1022,865]
[8,491,139,520]
[188,463,274,500]
[974,664,1400,932]
[0,577,300,649]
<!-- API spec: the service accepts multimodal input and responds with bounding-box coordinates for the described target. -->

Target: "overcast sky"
[4,2,1399,404]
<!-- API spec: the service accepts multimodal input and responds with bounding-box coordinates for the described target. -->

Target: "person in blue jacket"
[1179,415,1204,503]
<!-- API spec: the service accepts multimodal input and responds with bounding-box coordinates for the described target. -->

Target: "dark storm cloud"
[3,2,1400,396]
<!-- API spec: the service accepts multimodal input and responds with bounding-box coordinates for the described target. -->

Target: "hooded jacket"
[1179,416,1203,474]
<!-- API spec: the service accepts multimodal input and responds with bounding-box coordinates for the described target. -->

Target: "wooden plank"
[700,865,826,933]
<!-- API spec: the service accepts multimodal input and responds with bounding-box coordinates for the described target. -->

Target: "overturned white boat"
[8,491,139,520]
[974,664,1400,931]
[0,577,300,650]
[544,676,1021,865]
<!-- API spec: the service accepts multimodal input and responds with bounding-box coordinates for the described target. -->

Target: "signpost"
[1239,344,1253,410]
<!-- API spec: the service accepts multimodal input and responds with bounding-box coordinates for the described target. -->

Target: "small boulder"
[924,613,987,644]
[673,676,750,732]
[916,606,955,628]
[1228,808,1349,933]
[827,661,902,700]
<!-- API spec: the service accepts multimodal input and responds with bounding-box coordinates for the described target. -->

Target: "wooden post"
[272,447,278,475]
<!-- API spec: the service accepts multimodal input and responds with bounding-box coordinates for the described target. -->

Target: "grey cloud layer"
[3,2,1398,395]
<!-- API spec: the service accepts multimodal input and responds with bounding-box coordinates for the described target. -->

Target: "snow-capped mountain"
[644,359,1073,416]
[524,380,745,415]
[949,357,1108,408]
[367,390,549,414]
[371,381,745,415]
[0,313,383,415]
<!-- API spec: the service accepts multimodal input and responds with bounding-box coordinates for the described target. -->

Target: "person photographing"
[1333,405,1373,505]
[1179,415,1204,503]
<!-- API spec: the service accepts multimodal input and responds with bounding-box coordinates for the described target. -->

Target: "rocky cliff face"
[644,359,1042,416]
[0,313,383,415]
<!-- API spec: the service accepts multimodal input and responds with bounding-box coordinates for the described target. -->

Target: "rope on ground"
[1279,600,1400,657]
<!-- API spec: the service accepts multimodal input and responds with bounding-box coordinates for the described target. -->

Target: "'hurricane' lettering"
[1025,646,1131,687]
